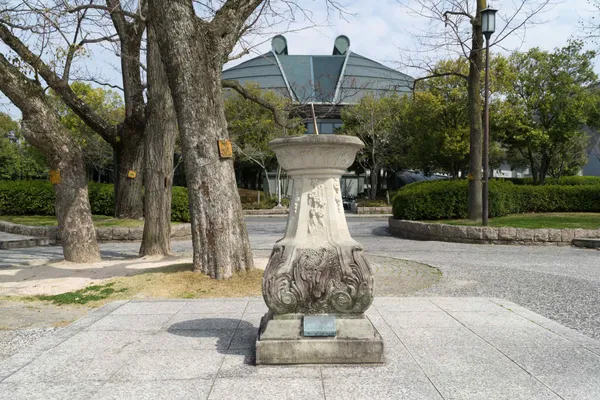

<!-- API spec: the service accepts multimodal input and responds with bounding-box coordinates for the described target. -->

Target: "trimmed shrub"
[0,180,191,222]
[171,186,190,222]
[0,180,290,221]
[0,180,55,216]
[241,196,290,210]
[392,179,600,220]
[356,199,389,207]
[507,176,600,186]
[88,182,115,216]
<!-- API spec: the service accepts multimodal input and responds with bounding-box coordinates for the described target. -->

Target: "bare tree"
[139,22,178,256]
[0,1,146,219]
[0,1,185,255]
[398,0,554,220]
[147,0,347,278]
[147,0,261,279]
[0,52,100,262]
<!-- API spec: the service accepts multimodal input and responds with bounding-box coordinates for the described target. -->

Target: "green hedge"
[0,180,191,222]
[507,176,600,186]
[0,180,288,222]
[392,179,600,220]
[0,180,55,216]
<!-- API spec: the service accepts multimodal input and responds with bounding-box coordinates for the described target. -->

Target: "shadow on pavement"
[168,318,256,361]
[371,226,391,237]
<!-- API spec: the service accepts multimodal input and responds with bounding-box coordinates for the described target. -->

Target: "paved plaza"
[1,216,600,399]
[1,297,600,400]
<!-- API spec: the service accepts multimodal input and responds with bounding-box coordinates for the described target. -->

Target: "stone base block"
[255,312,384,365]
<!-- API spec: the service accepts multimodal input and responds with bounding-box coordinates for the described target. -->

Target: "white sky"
[1,0,598,119]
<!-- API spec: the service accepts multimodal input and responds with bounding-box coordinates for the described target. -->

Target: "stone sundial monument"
[256,134,384,364]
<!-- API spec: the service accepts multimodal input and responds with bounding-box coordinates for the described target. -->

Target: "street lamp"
[481,7,497,226]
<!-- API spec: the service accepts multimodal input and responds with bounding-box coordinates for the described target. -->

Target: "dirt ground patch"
[0,299,89,330]
[0,254,269,297]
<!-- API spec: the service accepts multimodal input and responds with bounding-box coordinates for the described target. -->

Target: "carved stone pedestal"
[256,312,384,365]
[256,135,383,364]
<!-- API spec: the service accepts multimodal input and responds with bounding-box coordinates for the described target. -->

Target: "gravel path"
[248,216,600,340]
[0,328,57,362]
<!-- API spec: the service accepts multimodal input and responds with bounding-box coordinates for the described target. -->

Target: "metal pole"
[482,36,491,226]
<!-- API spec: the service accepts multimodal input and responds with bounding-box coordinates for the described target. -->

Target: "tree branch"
[0,23,117,143]
[211,0,265,56]
[67,3,145,21]
[412,72,468,91]
[222,79,298,129]
[443,10,473,21]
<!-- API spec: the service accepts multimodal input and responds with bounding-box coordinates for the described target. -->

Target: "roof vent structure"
[333,35,350,55]
[271,35,288,55]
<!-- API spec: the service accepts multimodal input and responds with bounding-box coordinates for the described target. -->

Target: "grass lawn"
[428,213,600,229]
[26,264,263,307]
[0,215,178,228]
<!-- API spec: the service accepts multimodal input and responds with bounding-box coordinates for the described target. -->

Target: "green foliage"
[49,82,123,174]
[225,83,304,183]
[341,94,410,171]
[356,199,389,207]
[493,41,599,184]
[0,180,55,215]
[392,179,600,220]
[36,282,127,305]
[171,186,190,223]
[0,181,190,221]
[406,58,506,177]
[507,176,600,186]
[0,112,48,180]
[87,182,115,216]
[0,181,291,220]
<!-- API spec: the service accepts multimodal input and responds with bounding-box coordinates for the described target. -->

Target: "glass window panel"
[320,123,334,134]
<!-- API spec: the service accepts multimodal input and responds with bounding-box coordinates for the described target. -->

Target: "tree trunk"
[539,155,551,186]
[467,2,485,221]
[262,166,271,197]
[527,146,539,185]
[139,23,179,256]
[113,129,144,219]
[370,167,379,198]
[149,0,254,279]
[0,54,100,263]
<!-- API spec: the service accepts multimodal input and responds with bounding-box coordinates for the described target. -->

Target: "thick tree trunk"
[0,54,100,262]
[139,24,178,256]
[467,2,485,221]
[108,6,147,220]
[113,127,144,219]
[49,132,100,263]
[150,0,255,279]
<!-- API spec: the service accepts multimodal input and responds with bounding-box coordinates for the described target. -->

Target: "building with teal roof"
[223,35,414,134]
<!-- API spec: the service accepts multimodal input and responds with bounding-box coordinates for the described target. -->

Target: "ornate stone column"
[256,135,383,365]
[262,135,374,314]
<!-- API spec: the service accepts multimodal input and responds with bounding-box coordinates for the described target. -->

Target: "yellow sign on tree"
[49,170,61,185]
[218,139,233,159]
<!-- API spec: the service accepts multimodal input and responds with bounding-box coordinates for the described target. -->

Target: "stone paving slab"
[1,297,600,400]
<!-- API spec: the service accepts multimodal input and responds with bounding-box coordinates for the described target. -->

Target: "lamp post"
[481,7,497,226]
